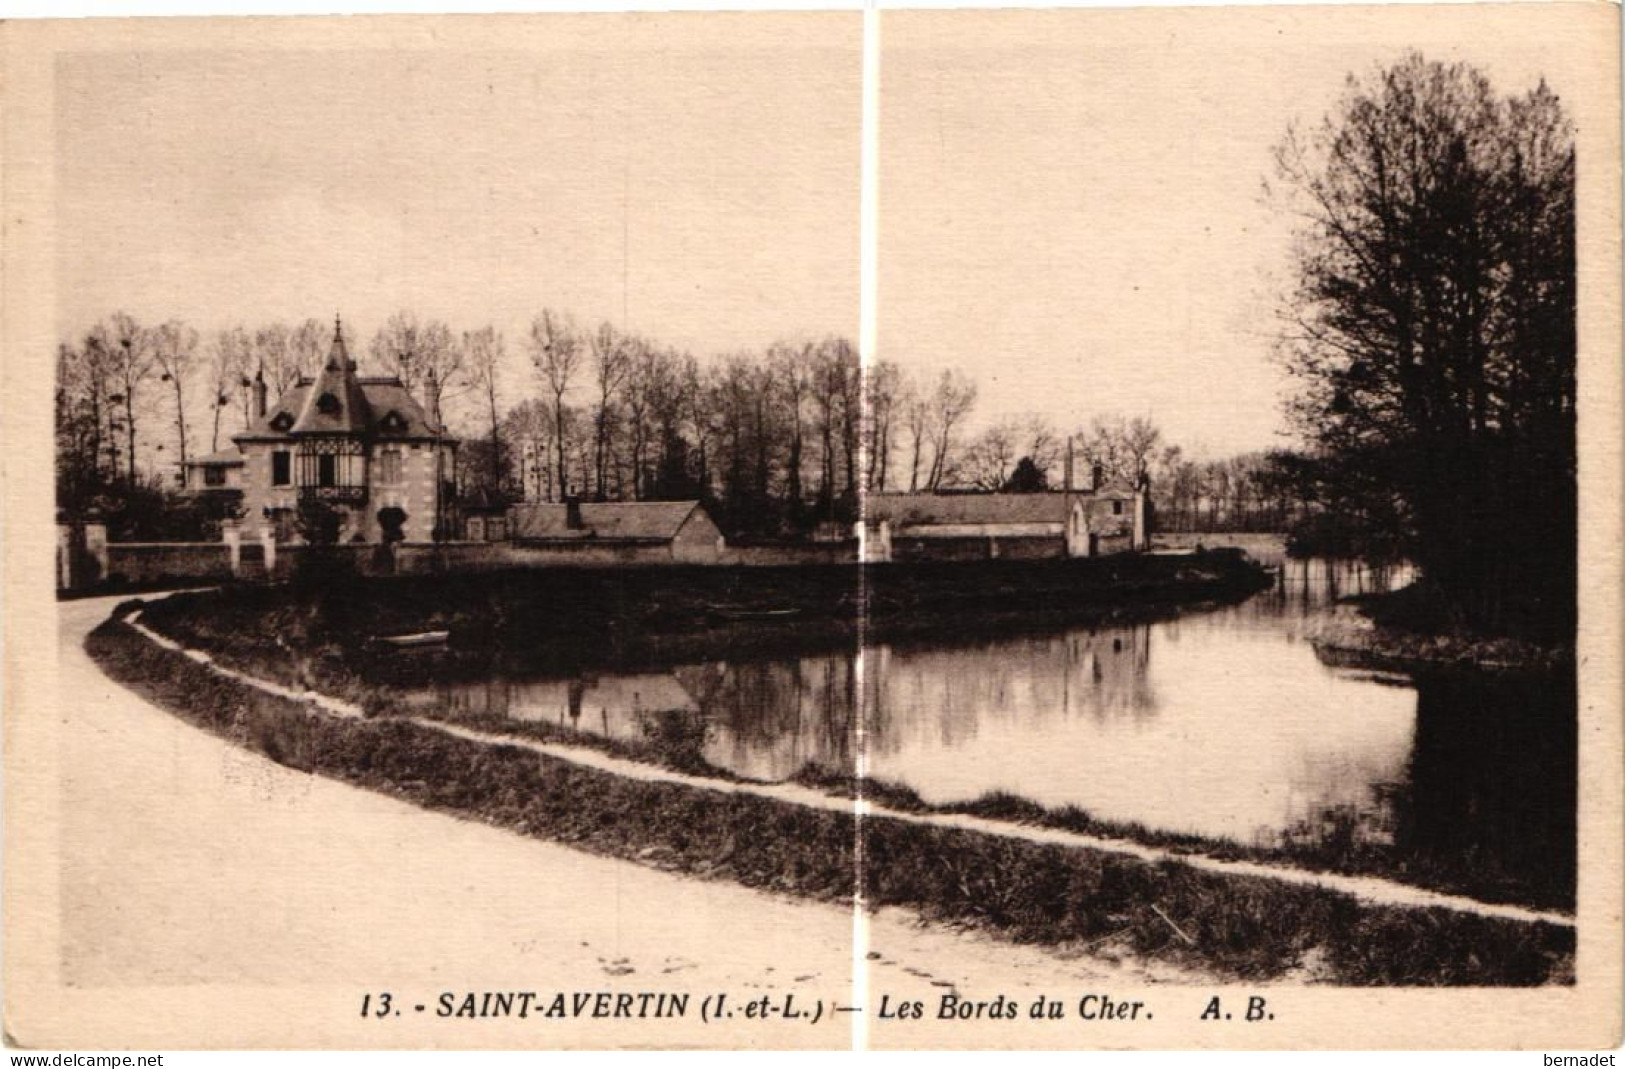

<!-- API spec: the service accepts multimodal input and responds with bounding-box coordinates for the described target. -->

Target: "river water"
[397,557,1575,907]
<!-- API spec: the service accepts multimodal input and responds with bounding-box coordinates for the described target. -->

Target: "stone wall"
[724,541,858,567]
[105,543,235,585]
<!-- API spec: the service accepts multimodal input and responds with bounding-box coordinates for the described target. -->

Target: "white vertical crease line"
[853,1,880,1054]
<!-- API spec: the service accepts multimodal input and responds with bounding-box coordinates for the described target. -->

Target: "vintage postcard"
[2,4,1620,1053]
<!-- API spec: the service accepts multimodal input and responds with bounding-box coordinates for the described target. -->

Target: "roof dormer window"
[270,412,294,432]
[316,392,341,415]
[380,410,406,433]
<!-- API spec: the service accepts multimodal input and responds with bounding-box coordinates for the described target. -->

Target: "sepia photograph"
[3,2,1620,1053]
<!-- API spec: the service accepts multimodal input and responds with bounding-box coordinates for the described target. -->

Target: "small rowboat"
[706,606,802,623]
[375,630,450,649]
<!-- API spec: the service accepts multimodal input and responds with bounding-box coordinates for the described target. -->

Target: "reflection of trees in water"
[860,623,1157,756]
[1273,667,1575,908]
[1267,559,1417,615]
[676,654,857,779]
[1395,669,1576,907]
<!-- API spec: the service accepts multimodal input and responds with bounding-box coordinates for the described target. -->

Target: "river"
[394,557,1575,909]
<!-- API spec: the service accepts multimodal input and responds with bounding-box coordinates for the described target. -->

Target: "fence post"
[84,518,108,584]
[56,523,72,589]
[223,521,242,576]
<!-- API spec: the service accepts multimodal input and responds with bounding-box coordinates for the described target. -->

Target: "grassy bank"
[327,699,1572,914]
[1312,583,1574,674]
[791,770,1573,914]
[87,604,1573,986]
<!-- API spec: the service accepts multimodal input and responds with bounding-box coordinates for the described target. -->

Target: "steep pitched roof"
[510,501,702,542]
[356,378,449,439]
[233,313,450,446]
[234,378,447,442]
[865,492,1069,527]
[291,323,372,434]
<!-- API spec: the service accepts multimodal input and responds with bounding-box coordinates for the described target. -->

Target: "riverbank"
[122,551,1574,911]
[86,600,1574,986]
[133,551,1274,693]
[1308,583,1574,674]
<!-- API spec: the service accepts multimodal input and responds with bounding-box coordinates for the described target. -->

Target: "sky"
[54,9,1583,459]
[877,7,1581,458]
[54,14,863,416]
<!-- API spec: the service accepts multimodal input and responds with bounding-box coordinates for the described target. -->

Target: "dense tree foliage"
[1270,55,1575,636]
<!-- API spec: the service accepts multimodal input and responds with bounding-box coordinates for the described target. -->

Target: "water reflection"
[395,555,1572,906]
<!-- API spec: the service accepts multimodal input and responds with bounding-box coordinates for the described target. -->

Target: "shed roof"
[865,493,1069,526]
[510,501,704,543]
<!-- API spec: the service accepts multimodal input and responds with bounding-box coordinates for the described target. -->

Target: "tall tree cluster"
[57,307,1318,544]
[1270,55,1575,635]
[507,313,870,537]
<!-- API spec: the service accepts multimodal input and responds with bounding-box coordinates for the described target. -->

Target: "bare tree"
[901,377,930,493]
[527,309,584,499]
[462,326,507,493]
[206,326,253,445]
[963,418,1020,491]
[586,322,633,498]
[288,318,328,383]
[371,311,463,413]
[253,322,300,397]
[861,360,902,492]
[924,368,977,491]
[150,319,200,474]
[87,312,156,485]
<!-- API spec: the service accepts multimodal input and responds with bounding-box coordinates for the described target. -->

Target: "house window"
[1112,500,1124,516]
[318,454,337,488]
[271,451,291,486]
[204,465,227,487]
[378,448,403,485]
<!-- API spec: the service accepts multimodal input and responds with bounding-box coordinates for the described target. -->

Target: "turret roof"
[290,317,372,435]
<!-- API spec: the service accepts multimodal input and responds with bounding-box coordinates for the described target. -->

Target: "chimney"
[1064,437,1074,493]
[253,366,268,419]
[1091,463,1104,493]
[425,367,442,430]
[565,495,584,531]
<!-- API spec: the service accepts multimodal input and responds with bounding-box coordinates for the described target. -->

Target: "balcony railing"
[299,485,368,505]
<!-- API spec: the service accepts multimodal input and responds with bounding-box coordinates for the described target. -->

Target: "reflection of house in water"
[428,626,1162,780]
[675,656,857,781]
[428,654,859,783]
[435,672,699,739]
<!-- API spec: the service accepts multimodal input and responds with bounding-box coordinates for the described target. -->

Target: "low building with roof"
[182,449,247,494]
[863,466,1149,563]
[199,317,459,545]
[508,499,726,565]
[459,485,513,542]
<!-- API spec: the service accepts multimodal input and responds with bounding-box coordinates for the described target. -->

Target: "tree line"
[55,308,1293,541]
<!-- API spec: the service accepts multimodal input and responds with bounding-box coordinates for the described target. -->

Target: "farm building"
[508,499,727,565]
[863,473,1149,563]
